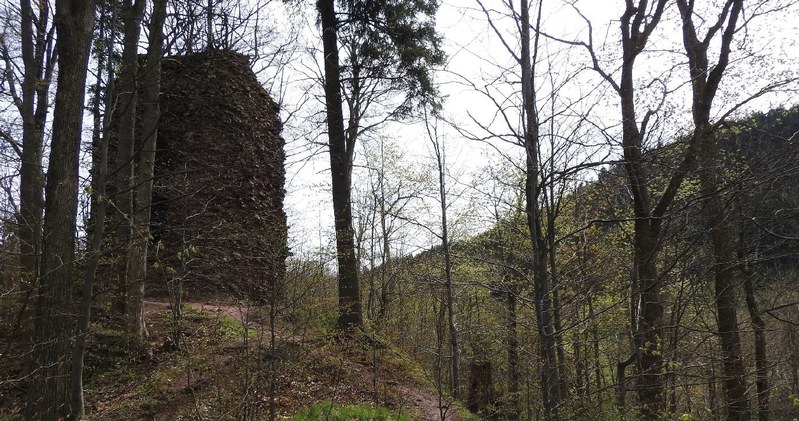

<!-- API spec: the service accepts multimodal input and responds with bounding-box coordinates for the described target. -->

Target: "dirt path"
[394,383,465,420]
[142,300,466,420]
[144,300,288,339]
[143,300,258,323]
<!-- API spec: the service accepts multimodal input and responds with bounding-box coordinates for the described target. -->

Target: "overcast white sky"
[276,0,799,263]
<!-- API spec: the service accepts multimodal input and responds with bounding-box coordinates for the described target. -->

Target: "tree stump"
[467,359,493,414]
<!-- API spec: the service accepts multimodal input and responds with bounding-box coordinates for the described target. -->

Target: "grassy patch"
[292,401,411,421]
[217,313,256,339]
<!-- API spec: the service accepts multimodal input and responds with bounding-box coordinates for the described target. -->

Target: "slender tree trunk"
[268,291,277,421]
[437,139,459,398]
[574,332,583,398]
[378,167,391,321]
[71,7,116,417]
[591,302,602,400]
[26,1,94,419]
[697,133,750,421]
[14,0,52,333]
[435,289,447,413]
[112,0,145,314]
[317,0,362,329]
[520,0,561,417]
[631,222,664,415]
[608,2,670,415]
[709,362,720,421]
[507,290,520,418]
[366,215,377,320]
[125,0,167,347]
[676,1,749,417]
[743,272,768,421]
[16,1,43,291]
[617,19,667,410]
[206,0,214,49]
[89,4,107,229]
[425,110,459,398]
[548,213,568,401]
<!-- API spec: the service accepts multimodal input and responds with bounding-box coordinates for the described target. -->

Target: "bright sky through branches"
[280,0,799,265]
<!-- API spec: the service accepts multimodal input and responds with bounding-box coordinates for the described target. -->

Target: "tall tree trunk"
[677,1,749,418]
[548,209,568,401]
[71,6,116,417]
[613,2,669,414]
[317,0,362,329]
[125,0,167,347]
[617,14,667,408]
[377,159,391,321]
[520,0,561,417]
[573,0,671,412]
[631,222,664,415]
[14,0,53,332]
[26,0,95,419]
[432,129,459,398]
[206,0,214,49]
[574,332,584,399]
[699,134,749,420]
[112,0,145,314]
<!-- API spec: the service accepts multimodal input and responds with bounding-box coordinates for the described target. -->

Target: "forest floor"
[0,300,472,420]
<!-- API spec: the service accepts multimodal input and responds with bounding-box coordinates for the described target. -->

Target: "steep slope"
[49,300,473,420]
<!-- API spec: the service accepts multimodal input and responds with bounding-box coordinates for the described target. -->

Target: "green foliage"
[292,401,411,421]
[217,313,256,340]
[339,0,446,114]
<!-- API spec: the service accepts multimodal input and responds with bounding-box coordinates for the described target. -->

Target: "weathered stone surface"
[150,50,287,301]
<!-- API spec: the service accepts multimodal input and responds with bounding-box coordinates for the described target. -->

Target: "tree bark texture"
[16,0,52,307]
[71,7,117,417]
[317,0,362,329]
[112,0,145,314]
[26,0,94,419]
[467,360,493,414]
[125,0,167,347]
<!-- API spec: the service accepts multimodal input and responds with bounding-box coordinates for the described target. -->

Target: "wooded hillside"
[0,1,798,420]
